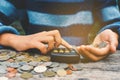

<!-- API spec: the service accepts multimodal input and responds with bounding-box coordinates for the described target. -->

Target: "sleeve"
[0,0,20,48]
[0,0,19,34]
[94,0,120,49]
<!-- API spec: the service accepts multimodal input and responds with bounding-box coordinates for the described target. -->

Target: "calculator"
[50,48,80,63]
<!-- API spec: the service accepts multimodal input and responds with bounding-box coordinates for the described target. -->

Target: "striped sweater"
[0,0,120,48]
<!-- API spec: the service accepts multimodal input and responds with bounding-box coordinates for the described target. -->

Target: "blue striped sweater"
[0,0,120,48]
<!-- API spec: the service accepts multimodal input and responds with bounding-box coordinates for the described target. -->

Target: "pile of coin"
[0,49,82,79]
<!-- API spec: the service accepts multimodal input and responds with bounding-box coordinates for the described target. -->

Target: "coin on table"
[8,51,16,58]
[39,73,44,78]
[50,67,63,72]
[20,65,33,72]
[49,62,59,68]
[19,62,27,66]
[0,55,10,61]
[56,69,67,77]
[0,66,7,74]
[9,63,20,68]
[43,71,56,77]
[41,62,52,67]
[66,69,72,75]
[34,65,47,73]
[0,77,8,80]
[59,63,68,69]
[28,61,39,66]
[20,72,33,79]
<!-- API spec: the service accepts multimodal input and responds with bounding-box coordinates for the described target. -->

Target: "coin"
[8,51,16,58]
[92,41,107,48]
[98,41,107,48]
[53,50,58,53]
[59,63,68,69]
[43,71,56,77]
[39,73,44,78]
[49,62,59,68]
[28,61,39,66]
[34,65,47,73]
[19,62,27,66]
[0,55,10,61]
[0,66,7,74]
[41,62,52,66]
[20,65,33,72]
[9,63,20,68]
[50,67,63,72]
[56,69,67,77]
[66,70,72,75]
[20,72,33,79]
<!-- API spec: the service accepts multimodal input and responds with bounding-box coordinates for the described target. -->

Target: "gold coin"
[43,71,56,77]
[20,72,33,79]
[57,69,67,77]
[53,50,58,53]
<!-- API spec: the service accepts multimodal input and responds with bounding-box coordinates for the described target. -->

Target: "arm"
[77,0,120,61]
[0,0,72,53]
[96,0,120,49]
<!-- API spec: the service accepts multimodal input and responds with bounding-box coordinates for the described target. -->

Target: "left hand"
[77,29,119,61]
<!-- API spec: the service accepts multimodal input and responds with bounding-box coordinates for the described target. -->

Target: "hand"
[0,30,72,54]
[77,29,119,61]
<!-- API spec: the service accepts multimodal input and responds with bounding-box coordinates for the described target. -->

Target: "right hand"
[0,30,72,54]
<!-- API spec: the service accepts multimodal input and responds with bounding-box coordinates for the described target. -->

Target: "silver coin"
[17,68,24,73]
[73,64,83,71]
[0,62,10,66]
[0,65,7,74]
[39,73,44,78]
[51,67,63,72]
[41,62,52,67]
[9,62,20,68]
[59,63,68,69]
[49,62,59,68]
[30,70,39,75]
[28,61,39,66]
[20,65,33,72]
[19,62,27,66]
[34,65,47,73]
[98,41,107,48]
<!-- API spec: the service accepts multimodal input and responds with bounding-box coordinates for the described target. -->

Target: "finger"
[34,42,47,54]
[47,36,55,51]
[47,30,62,47]
[61,39,72,49]
[109,35,118,53]
[38,36,55,52]
[85,44,110,56]
[77,45,106,61]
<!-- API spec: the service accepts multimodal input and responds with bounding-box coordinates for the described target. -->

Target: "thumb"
[110,42,117,53]
[110,36,118,53]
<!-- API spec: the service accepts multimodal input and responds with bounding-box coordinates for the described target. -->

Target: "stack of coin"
[0,49,83,79]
